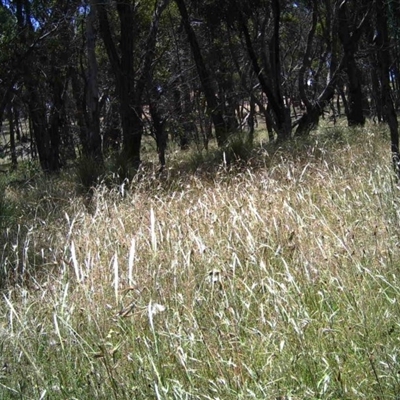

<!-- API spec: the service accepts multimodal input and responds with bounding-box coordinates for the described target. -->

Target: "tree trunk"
[8,103,17,168]
[103,100,121,152]
[270,0,291,141]
[175,88,189,150]
[370,66,383,122]
[375,0,400,178]
[337,83,350,120]
[175,0,229,146]
[95,0,169,167]
[71,69,89,157]
[47,70,63,169]
[296,55,346,136]
[85,4,102,161]
[149,95,167,169]
[296,0,334,136]
[338,0,367,126]
[238,3,291,141]
[247,97,256,143]
[27,89,59,172]
[95,0,140,165]
[296,0,368,136]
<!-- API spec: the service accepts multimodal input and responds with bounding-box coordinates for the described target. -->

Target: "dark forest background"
[0,0,399,178]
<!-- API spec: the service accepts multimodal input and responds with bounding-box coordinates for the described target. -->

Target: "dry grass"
[1,124,400,399]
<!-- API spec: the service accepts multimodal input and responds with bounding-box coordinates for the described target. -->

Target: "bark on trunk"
[338,0,366,126]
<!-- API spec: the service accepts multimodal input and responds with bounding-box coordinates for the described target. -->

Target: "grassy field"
[1,123,400,399]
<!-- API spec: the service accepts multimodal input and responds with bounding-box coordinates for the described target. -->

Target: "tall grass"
[1,124,400,399]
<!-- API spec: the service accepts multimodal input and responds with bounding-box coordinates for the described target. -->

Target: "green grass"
[1,123,400,398]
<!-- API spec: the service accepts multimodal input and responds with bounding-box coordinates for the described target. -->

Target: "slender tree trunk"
[103,100,121,152]
[48,68,63,169]
[95,0,169,166]
[338,0,366,126]
[71,69,88,157]
[28,116,36,159]
[95,0,140,165]
[173,88,188,150]
[85,4,102,161]
[248,97,256,143]
[238,4,290,141]
[22,9,71,172]
[345,55,365,126]
[175,0,229,146]
[27,89,58,172]
[270,0,291,140]
[370,66,383,122]
[337,84,350,120]
[296,1,368,136]
[375,0,400,178]
[149,94,167,169]
[14,108,21,142]
[8,103,17,168]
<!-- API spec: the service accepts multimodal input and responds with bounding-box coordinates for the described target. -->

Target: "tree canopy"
[0,0,399,176]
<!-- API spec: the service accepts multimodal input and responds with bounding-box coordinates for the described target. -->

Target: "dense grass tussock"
[1,125,400,399]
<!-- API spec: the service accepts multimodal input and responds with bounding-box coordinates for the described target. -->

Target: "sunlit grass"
[1,124,400,399]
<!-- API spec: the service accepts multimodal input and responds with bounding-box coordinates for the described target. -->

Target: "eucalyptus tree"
[295,0,340,135]
[373,0,399,177]
[337,0,371,126]
[6,0,79,172]
[166,6,202,149]
[0,2,17,126]
[69,0,122,166]
[93,0,170,167]
[190,0,242,132]
[174,0,231,146]
[207,0,333,140]
[294,0,370,135]
[230,0,292,141]
[71,3,102,162]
